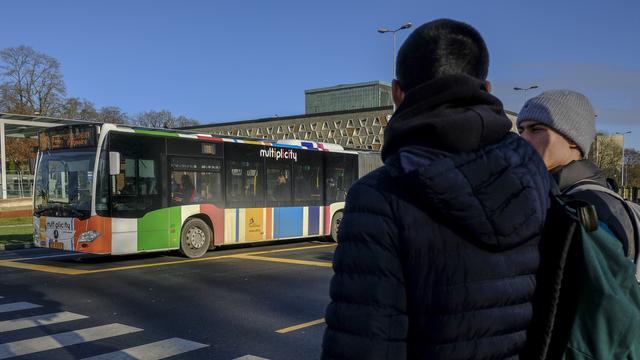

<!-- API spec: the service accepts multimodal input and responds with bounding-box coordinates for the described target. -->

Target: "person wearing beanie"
[518,89,634,256]
[322,19,551,360]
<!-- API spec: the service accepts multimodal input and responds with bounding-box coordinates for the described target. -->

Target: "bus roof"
[97,123,359,154]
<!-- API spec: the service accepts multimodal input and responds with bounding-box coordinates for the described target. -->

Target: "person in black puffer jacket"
[517,90,635,258]
[322,19,551,360]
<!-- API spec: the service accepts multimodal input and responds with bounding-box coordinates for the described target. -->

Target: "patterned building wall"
[190,107,394,151]
[188,108,518,151]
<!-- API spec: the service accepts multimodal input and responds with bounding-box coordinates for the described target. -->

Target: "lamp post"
[377,22,412,79]
[616,131,632,188]
[513,85,539,104]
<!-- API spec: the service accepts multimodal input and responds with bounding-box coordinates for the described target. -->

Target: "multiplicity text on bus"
[33,123,381,258]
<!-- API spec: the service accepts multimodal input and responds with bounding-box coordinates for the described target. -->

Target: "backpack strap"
[565,182,640,266]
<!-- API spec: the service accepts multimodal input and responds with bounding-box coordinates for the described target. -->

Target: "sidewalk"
[0,197,32,217]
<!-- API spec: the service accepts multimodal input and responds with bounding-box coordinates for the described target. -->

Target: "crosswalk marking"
[81,337,209,360]
[0,302,41,314]
[0,311,88,333]
[0,323,142,359]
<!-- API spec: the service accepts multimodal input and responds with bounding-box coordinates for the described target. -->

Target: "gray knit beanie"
[517,89,596,155]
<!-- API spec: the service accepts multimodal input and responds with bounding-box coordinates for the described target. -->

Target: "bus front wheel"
[180,218,212,258]
[330,211,343,242]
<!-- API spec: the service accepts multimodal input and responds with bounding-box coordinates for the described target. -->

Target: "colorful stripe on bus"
[34,203,343,255]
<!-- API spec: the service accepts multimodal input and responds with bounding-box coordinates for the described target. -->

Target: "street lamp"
[616,131,632,188]
[513,85,539,103]
[377,22,412,79]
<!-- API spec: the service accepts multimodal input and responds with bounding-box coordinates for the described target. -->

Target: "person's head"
[517,90,596,171]
[393,19,490,106]
[277,174,286,184]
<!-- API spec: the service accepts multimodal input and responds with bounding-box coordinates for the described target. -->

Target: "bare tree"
[133,110,199,128]
[60,97,99,121]
[133,110,172,128]
[588,133,622,183]
[98,106,128,124]
[625,148,640,188]
[0,46,66,115]
[173,115,200,128]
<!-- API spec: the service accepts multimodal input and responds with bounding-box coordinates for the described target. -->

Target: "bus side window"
[293,151,322,206]
[225,143,265,208]
[325,152,357,204]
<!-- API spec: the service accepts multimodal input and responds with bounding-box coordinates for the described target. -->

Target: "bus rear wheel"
[180,218,212,258]
[330,211,343,242]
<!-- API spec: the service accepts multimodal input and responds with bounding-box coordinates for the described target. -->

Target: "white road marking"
[0,302,41,314]
[233,356,270,360]
[0,323,142,359]
[81,337,209,360]
[0,311,88,333]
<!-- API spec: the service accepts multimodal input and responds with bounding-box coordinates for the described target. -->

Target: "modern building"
[185,106,394,151]
[185,80,518,151]
[305,81,392,114]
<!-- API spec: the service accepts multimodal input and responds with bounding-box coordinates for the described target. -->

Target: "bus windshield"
[34,149,96,218]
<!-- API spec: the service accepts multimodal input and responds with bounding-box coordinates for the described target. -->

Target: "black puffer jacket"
[554,160,634,256]
[322,75,552,359]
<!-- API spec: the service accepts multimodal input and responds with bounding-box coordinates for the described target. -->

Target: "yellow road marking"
[0,261,87,275]
[232,254,332,267]
[276,318,325,334]
[0,243,336,275]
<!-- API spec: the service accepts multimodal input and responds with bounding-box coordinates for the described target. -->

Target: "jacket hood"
[388,134,551,251]
[381,74,513,161]
[552,160,608,192]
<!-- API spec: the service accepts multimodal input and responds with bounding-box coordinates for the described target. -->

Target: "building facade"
[185,81,518,151]
[186,106,394,151]
[305,81,392,115]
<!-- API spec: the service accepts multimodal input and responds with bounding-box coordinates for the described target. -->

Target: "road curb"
[0,243,35,251]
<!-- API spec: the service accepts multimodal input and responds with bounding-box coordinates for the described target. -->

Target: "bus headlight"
[79,231,100,243]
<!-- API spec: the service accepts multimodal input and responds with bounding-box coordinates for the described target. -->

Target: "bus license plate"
[50,242,64,250]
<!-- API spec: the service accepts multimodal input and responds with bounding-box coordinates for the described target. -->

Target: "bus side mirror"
[109,152,121,175]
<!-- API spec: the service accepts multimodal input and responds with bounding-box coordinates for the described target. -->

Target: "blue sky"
[2,0,639,148]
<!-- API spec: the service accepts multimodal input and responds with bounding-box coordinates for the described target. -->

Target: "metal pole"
[621,140,625,188]
[393,32,397,79]
[378,23,411,81]
[0,122,6,199]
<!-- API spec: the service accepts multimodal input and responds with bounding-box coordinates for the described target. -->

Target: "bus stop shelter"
[0,112,92,199]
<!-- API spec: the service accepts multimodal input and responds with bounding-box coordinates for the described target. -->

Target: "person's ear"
[484,80,492,93]
[567,139,584,159]
[392,79,405,107]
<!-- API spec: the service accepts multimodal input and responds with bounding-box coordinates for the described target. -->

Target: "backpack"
[564,181,640,280]
[523,195,640,359]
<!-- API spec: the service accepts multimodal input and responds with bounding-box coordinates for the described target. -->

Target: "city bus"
[32,123,381,258]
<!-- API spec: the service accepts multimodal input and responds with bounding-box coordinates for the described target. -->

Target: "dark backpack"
[564,181,640,280]
[523,195,640,359]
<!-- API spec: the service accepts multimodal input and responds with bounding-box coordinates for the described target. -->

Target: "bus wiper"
[63,205,89,219]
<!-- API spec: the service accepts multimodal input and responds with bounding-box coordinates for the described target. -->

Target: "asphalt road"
[0,240,336,359]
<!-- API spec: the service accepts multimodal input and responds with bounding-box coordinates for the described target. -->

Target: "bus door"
[109,133,167,252]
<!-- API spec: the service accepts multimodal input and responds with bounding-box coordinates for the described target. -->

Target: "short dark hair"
[396,19,489,92]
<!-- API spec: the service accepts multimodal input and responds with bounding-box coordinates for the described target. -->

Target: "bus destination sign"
[39,126,97,151]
